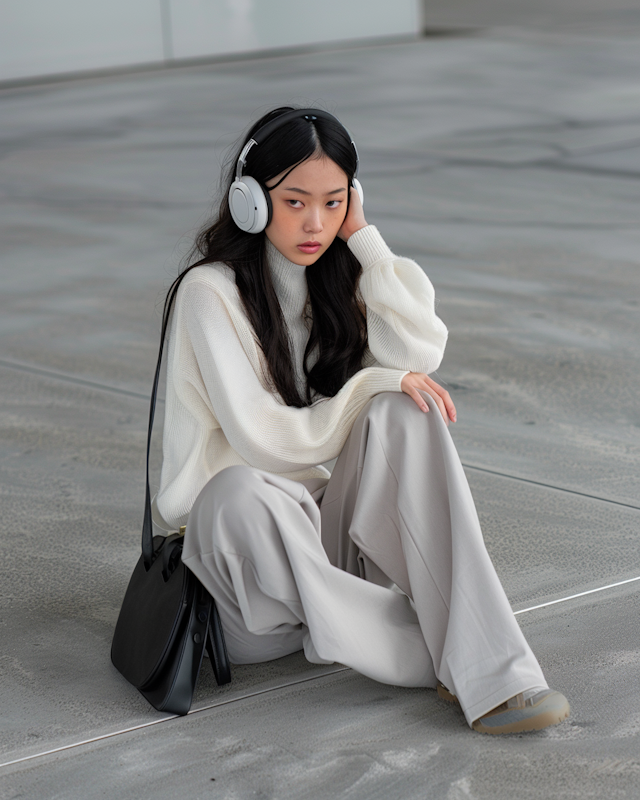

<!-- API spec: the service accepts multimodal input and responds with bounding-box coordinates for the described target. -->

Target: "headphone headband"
[252,109,341,145]
[234,108,359,182]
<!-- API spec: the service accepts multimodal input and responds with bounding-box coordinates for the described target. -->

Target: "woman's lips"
[297,241,321,254]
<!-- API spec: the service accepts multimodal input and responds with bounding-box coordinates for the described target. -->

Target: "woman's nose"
[303,207,323,233]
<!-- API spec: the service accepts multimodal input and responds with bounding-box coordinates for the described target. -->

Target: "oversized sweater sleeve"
[174,275,409,474]
[347,225,448,374]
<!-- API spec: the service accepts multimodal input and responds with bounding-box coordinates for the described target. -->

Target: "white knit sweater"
[155,225,448,530]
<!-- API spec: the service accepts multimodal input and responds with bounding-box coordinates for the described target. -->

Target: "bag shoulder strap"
[142,258,212,567]
[142,318,167,568]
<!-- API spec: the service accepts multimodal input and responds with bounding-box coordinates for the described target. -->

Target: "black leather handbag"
[111,307,231,715]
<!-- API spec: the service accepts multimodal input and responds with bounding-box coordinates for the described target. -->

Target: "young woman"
[153,106,570,734]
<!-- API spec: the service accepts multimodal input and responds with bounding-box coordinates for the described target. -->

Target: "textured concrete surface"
[1,18,640,800]
[3,586,640,799]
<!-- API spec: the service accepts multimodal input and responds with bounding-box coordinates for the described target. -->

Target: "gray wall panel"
[0,0,420,82]
[0,0,164,80]
[170,0,419,59]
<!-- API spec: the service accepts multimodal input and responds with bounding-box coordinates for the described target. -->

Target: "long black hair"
[161,106,368,408]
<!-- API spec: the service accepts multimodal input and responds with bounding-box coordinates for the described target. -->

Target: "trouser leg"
[182,465,436,686]
[320,390,548,725]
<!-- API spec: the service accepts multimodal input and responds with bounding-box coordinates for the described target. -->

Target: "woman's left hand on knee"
[400,372,457,426]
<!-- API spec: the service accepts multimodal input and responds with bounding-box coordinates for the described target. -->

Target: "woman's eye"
[287,199,303,208]
[326,200,341,208]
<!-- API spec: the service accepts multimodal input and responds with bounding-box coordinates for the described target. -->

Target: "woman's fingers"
[423,376,457,423]
[400,372,456,425]
[411,384,449,427]
[401,375,428,412]
[422,387,449,426]
[410,387,429,413]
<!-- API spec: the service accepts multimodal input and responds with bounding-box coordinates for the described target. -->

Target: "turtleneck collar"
[265,238,309,320]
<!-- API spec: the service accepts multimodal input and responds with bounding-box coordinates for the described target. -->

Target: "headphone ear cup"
[229,176,270,233]
[352,178,364,208]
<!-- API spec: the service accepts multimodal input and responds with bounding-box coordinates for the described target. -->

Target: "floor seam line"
[513,575,640,616]
[0,667,349,771]
[0,357,152,401]
[463,462,640,511]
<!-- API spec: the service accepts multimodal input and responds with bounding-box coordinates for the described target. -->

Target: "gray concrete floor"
[1,20,640,800]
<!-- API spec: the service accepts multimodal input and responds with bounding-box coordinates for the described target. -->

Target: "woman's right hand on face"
[400,372,456,426]
[337,186,368,242]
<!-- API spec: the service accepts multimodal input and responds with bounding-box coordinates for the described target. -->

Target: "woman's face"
[264,155,349,266]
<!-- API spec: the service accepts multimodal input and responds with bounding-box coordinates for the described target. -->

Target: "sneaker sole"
[437,683,459,705]
[472,697,570,735]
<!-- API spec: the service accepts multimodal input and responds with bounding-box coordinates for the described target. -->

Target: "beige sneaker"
[472,689,570,735]
[437,681,459,705]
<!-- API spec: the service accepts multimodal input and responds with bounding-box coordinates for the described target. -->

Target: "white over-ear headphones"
[229,108,364,234]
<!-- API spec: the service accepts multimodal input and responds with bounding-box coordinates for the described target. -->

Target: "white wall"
[0,0,420,83]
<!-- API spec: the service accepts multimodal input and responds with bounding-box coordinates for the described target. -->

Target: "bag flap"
[111,537,193,688]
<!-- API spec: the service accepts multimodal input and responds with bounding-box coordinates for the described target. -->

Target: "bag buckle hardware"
[178,525,186,536]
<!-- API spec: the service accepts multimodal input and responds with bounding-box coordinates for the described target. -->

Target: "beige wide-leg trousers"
[182,390,548,725]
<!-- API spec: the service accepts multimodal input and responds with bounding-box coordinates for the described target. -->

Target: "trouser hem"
[462,673,550,727]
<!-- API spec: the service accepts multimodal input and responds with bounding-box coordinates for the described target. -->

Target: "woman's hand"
[401,372,457,426]
[337,185,368,242]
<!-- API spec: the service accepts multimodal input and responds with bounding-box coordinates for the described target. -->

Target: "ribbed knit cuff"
[347,225,395,270]
[366,367,411,393]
